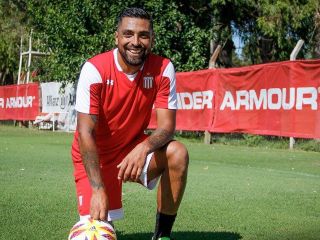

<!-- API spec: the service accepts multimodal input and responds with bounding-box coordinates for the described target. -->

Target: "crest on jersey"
[143,76,153,89]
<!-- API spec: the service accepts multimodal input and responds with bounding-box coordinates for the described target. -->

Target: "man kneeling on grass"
[71,7,189,240]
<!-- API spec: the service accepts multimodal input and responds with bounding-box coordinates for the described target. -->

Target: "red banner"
[175,70,216,131]
[212,60,320,138]
[0,83,39,120]
[148,69,216,131]
[1,60,317,138]
[148,59,320,139]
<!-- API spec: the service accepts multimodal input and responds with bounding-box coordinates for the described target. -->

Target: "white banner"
[40,82,77,131]
[41,82,76,113]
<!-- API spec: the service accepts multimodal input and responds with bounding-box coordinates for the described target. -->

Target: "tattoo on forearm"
[83,151,99,177]
[82,151,104,189]
[147,128,173,152]
[90,114,97,123]
[89,180,104,189]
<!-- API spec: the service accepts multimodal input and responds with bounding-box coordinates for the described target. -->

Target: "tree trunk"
[259,37,273,63]
[0,72,3,85]
[314,10,320,58]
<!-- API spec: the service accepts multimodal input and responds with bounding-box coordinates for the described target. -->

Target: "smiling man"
[71,7,189,240]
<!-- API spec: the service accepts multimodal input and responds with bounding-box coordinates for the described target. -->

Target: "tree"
[231,0,319,63]
[254,0,319,61]
[206,0,319,65]
[0,0,27,85]
[311,5,320,58]
[3,0,319,85]
[26,0,212,83]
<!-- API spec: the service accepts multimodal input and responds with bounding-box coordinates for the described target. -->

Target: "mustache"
[125,45,144,50]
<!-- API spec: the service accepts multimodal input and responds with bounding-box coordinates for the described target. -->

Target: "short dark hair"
[117,7,153,32]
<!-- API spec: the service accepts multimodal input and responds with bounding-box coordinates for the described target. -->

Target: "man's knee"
[166,141,189,173]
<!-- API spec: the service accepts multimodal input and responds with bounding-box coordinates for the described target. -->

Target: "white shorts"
[139,152,160,190]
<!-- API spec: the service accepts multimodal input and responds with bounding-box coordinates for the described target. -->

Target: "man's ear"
[115,31,119,45]
[151,32,155,48]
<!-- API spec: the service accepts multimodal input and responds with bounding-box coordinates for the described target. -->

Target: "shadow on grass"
[117,231,242,240]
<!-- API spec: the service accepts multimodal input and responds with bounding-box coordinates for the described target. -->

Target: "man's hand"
[117,109,176,182]
[90,187,109,221]
[117,143,149,182]
[77,112,108,220]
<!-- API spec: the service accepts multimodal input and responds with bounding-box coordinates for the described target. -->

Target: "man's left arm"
[117,108,176,182]
[146,108,176,152]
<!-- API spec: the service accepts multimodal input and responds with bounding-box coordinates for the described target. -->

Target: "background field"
[0,125,319,240]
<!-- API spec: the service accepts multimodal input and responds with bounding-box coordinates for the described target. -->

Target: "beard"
[118,45,149,66]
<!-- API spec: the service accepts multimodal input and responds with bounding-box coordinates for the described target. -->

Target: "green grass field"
[0,125,319,240]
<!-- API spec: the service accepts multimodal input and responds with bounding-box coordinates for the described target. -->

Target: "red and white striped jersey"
[72,48,177,161]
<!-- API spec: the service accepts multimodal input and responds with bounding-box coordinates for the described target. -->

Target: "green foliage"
[26,0,212,82]
[295,138,320,152]
[242,134,265,146]
[1,1,319,83]
[152,3,207,70]
[27,0,117,82]
[211,133,320,152]
[0,0,27,85]
[254,0,319,60]
[210,0,319,64]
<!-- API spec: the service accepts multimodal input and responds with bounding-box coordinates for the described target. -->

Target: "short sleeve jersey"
[72,49,177,161]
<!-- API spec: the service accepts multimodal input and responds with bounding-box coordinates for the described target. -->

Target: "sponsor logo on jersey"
[143,76,153,89]
[106,79,114,86]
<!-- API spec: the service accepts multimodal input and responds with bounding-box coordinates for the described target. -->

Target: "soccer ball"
[68,218,117,240]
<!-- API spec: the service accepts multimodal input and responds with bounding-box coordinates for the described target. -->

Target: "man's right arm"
[77,112,108,221]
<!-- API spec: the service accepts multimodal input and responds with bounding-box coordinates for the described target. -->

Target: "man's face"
[115,17,153,67]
